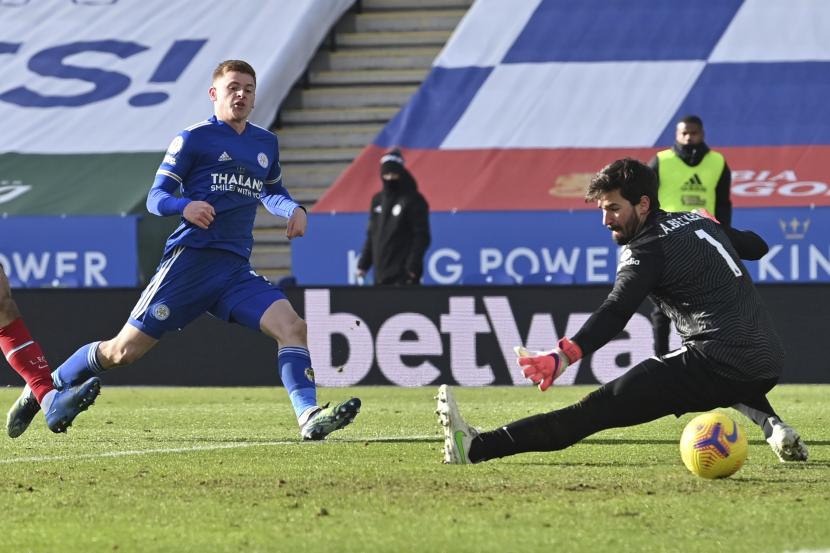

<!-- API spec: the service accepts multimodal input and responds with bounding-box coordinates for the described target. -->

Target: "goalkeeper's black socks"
[468,426,519,463]
[469,404,596,463]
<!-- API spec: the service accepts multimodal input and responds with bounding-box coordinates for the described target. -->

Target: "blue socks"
[278,346,317,418]
[50,342,319,422]
[52,341,104,389]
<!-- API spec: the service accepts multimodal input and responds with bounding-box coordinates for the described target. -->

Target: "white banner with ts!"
[0,0,352,153]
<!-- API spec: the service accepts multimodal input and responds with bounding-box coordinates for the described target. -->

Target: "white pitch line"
[0,435,438,465]
[0,441,293,465]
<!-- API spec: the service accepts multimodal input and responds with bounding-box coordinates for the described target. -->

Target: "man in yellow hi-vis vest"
[647,115,732,356]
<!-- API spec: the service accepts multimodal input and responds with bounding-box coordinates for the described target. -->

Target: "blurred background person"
[356,148,431,285]
[648,115,733,356]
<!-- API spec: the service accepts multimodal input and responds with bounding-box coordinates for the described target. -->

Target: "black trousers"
[650,301,671,356]
[484,347,779,459]
[375,272,417,285]
[648,302,777,436]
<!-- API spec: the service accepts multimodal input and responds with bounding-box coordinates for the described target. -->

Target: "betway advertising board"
[300,287,822,386]
[0,215,138,287]
[302,287,669,388]
[6,285,823,386]
[293,207,830,285]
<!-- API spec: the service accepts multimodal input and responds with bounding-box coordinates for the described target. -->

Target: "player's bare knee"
[294,317,308,342]
[119,347,146,366]
[99,340,143,367]
[270,316,307,346]
[286,317,307,344]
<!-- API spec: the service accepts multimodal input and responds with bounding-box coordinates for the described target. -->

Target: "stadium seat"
[276,275,297,288]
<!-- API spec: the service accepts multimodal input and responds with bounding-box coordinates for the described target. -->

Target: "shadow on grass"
[123,435,443,445]
[528,438,830,447]
[510,460,679,468]
[348,436,440,443]
[510,459,826,469]
[87,436,830,450]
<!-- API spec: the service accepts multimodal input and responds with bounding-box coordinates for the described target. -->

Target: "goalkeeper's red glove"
[514,338,583,392]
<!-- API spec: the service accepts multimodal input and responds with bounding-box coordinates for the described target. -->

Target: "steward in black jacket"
[357,149,431,285]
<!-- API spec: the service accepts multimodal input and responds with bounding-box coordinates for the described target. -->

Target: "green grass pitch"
[1,385,827,553]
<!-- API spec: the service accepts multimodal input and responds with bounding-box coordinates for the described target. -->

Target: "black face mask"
[383,178,402,193]
[674,141,709,166]
[678,143,699,157]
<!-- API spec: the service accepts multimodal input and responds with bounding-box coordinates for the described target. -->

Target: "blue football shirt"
[147,115,299,259]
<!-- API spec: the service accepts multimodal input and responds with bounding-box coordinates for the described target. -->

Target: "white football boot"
[436,385,478,464]
[766,419,809,462]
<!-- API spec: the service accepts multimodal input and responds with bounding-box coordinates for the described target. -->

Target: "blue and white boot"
[44,377,101,434]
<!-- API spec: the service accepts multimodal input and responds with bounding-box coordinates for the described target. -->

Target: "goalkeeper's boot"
[766,420,809,462]
[6,385,40,438]
[436,385,478,464]
[300,397,361,441]
[44,377,101,434]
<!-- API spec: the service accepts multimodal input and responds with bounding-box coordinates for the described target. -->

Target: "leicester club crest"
[167,136,184,155]
[151,303,171,321]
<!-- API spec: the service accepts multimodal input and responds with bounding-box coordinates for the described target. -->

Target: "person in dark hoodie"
[647,115,733,356]
[357,148,431,285]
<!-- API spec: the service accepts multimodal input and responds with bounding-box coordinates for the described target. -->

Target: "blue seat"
[276,275,297,288]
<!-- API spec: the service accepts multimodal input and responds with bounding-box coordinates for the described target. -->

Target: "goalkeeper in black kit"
[437,158,808,465]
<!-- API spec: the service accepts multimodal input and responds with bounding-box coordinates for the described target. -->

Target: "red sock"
[0,318,54,404]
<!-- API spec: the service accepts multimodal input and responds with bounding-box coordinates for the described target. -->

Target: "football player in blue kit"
[6,60,360,440]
